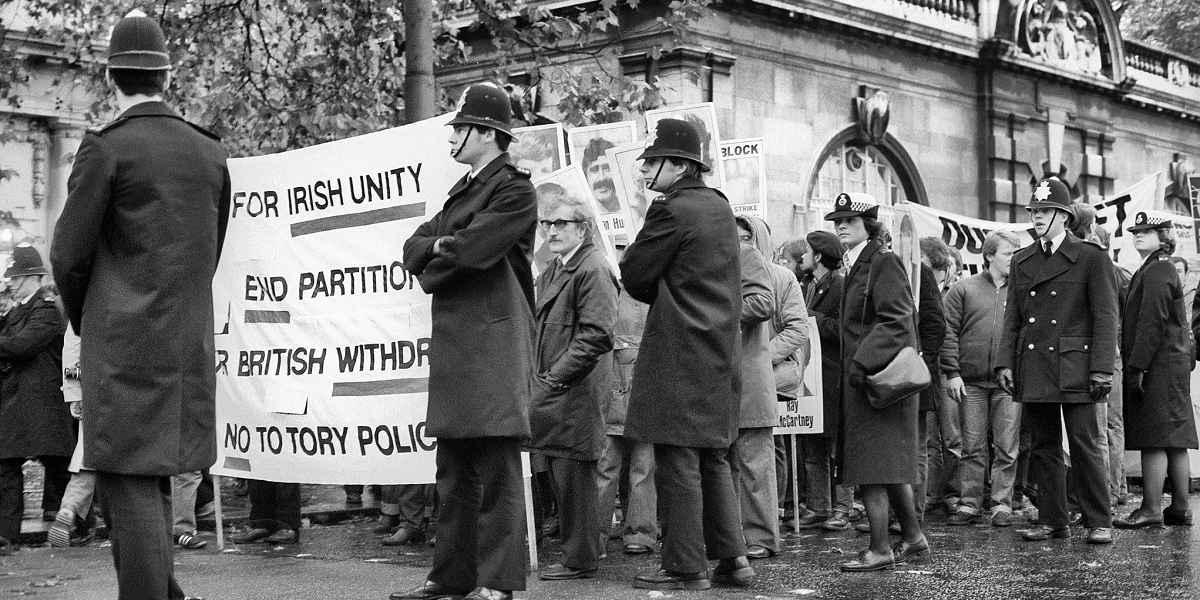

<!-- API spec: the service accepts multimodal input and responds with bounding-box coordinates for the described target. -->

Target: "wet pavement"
[4,491,1199,599]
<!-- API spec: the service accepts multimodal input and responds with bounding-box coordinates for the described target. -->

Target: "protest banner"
[719,138,766,219]
[212,113,465,484]
[644,102,725,191]
[775,318,824,435]
[510,123,567,179]
[566,122,639,245]
[1190,175,1200,253]
[606,142,654,238]
[531,165,621,277]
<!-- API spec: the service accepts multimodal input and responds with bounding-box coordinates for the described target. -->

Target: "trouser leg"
[655,444,706,573]
[914,414,931,517]
[730,428,780,551]
[58,470,97,523]
[700,446,748,561]
[0,458,24,542]
[39,456,71,514]
[96,472,184,600]
[247,480,278,532]
[1023,404,1068,528]
[800,435,833,514]
[936,390,963,506]
[429,440,478,591]
[623,440,658,546]
[1107,365,1127,500]
[471,438,525,591]
[380,485,402,517]
[989,389,1021,512]
[170,471,202,535]
[1063,403,1112,528]
[595,435,623,541]
[549,456,600,570]
[396,484,431,529]
[276,483,302,532]
[958,385,989,515]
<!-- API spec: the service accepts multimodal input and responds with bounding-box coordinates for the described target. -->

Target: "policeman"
[397,83,537,600]
[50,9,229,599]
[995,176,1118,545]
[620,118,754,590]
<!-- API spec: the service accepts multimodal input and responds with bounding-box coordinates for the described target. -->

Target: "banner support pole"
[212,474,225,550]
[521,452,538,571]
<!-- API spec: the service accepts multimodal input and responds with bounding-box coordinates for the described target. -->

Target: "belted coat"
[997,234,1118,404]
[0,289,71,459]
[620,177,741,448]
[837,240,920,485]
[527,239,618,461]
[1121,250,1197,449]
[51,101,229,475]
[402,153,537,439]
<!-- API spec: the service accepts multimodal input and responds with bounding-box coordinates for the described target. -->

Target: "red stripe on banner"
[223,457,252,471]
[331,377,429,396]
[290,203,425,237]
[244,310,291,323]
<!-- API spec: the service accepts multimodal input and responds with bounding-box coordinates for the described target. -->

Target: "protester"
[918,237,959,517]
[1169,256,1193,324]
[596,278,659,556]
[996,176,1117,545]
[528,191,618,580]
[231,481,301,544]
[1088,225,1131,508]
[827,193,927,572]
[731,216,784,559]
[942,231,1021,527]
[379,485,435,547]
[1114,212,1197,529]
[396,82,536,600]
[171,472,208,549]
[0,245,71,555]
[620,118,753,590]
[48,318,98,549]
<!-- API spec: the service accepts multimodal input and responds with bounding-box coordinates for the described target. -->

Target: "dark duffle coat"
[996,234,1117,404]
[0,288,72,459]
[1121,250,1198,450]
[402,153,537,440]
[51,101,229,475]
[620,177,741,448]
[527,239,618,461]
[837,240,921,485]
[804,269,842,439]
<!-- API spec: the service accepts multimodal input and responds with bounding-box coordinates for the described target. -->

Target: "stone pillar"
[46,123,85,252]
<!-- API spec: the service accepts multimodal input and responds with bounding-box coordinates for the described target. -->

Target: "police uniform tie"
[1042,241,1052,258]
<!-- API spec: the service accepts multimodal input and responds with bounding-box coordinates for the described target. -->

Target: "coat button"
[1049,346,1055,351]
[1030,291,1037,296]
[1084,345,1089,350]
[1028,344,1035,350]
[1050,291,1057,296]
[1028,317,1036,323]
[1051,319,1057,325]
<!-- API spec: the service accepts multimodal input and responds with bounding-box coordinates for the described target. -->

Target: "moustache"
[592,178,614,192]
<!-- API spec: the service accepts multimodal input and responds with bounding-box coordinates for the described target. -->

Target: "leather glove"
[995,368,1014,395]
[1125,369,1144,394]
[432,236,459,259]
[1089,372,1113,401]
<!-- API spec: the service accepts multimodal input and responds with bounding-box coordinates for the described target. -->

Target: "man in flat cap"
[51,9,229,600]
[396,82,536,600]
[996,176,1117,545]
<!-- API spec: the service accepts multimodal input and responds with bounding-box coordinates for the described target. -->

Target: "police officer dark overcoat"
[51,101,229,476]
[402,153,537,440]
[0,285,70,461]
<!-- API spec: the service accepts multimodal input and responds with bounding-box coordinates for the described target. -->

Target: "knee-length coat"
[0,287,71,459]
[837,240,920,485]
[1122,250,1198,450]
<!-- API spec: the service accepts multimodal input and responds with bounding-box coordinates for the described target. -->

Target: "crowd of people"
[1,10,1197,600]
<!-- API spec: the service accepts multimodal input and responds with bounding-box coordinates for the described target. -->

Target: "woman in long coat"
[827,193,927,572]
[1115,212,1197,528]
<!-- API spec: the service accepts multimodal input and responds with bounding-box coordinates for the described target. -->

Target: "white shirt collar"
[844,239,870,269]
[557,241,583,267]
[17,290,36,305]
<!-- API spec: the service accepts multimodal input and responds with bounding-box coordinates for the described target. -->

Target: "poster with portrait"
[644,102,725,191]
[719,138,766,219]
[606,142,654,239]
[565,122,640,246]
[509,123,567,180]
[530,165,620,280]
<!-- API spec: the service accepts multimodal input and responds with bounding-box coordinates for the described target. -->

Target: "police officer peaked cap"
[1027,177,1073,216]
[448,84,514,136]
[4,244,48,279]
[636,118,711,172]
[107,9,171,71]
[824,192,879,221]
[1127,210,1173,233]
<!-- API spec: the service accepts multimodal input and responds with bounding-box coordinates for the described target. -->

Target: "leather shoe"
[840,549,895,572]
[1114,510,1163,529]
[383,526,421,546]
[712,556,754,586]
[990,511,1014,528]
[373,515,400,535]
[230,527,272,544]
[623,542,652,555]
[947,511,980,526]
[464,587,512,600]
[1164,507,1194,526]
[891,537,930,565]
[746,544,774,559]
[1086,527,1114,544]
[1021,525,1069,541]
[822,513,851,531]
[633,569,712,590]
[389,580,468,600]
[853,521,871,533]
[0,535,14,556]
[265,528,298,544]
[539,563,596,580]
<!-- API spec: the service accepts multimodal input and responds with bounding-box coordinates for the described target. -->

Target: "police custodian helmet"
[637,118,711,172]
[107,9,171,71]
[1027,177,1073,216]
[449,84,514,136]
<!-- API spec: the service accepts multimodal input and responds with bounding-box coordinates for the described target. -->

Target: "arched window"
[801,127,927,232]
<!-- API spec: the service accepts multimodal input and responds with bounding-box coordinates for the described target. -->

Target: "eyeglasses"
[538,219,583,231]
[737,234,753,243]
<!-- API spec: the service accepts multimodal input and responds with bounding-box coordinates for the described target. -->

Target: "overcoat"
[620,177,741,448]
[527,239,618,461]
[804,269,842,438]
[996,234,1117,404]
[837,240,920,485]
[402,153,537,439]
[736,244,777,428]
[50,101,229,475]
[917,264,945,412]
[604,291,647,436]
[0,289,71,459]
[1121,250,1198,449]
